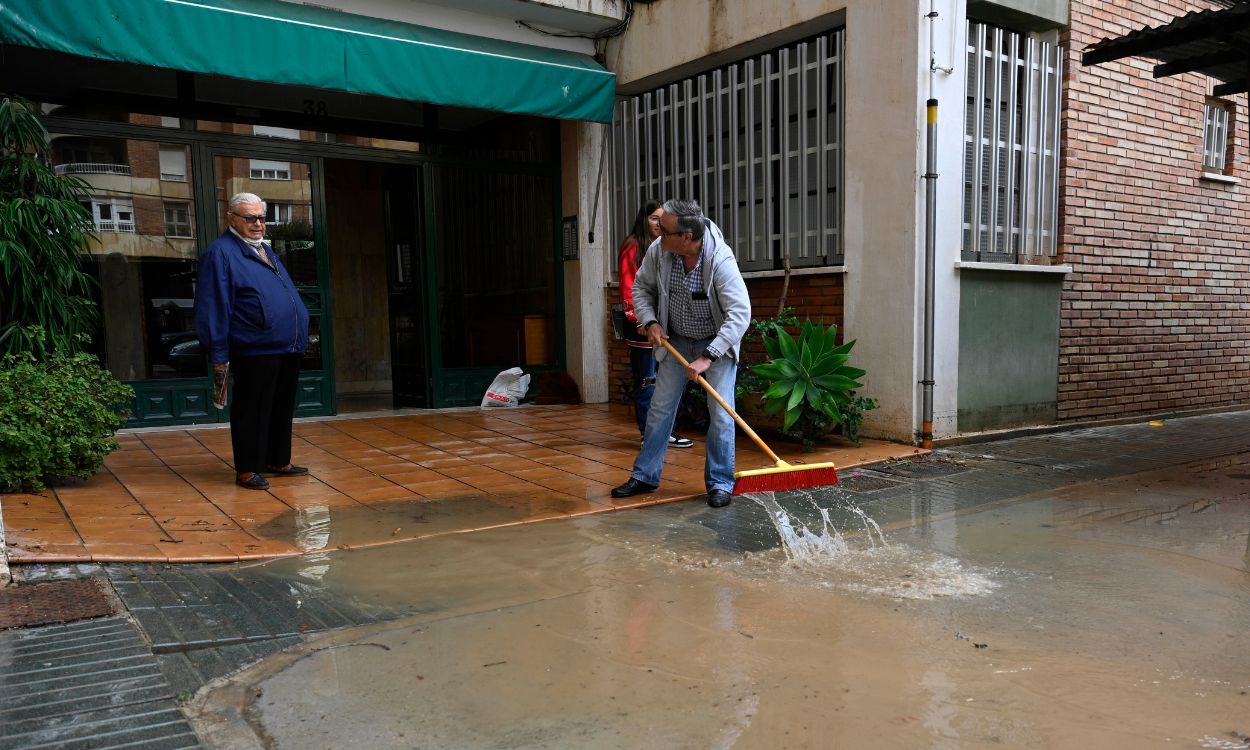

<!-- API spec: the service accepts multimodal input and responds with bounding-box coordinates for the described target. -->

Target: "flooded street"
[190,457,1250,749]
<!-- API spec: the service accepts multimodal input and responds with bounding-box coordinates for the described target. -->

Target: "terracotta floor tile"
[139,499,221,513]
[154,516,239,532]
[227,539,301,559]
[7,543,91,562]
[315,467,385,481]
[59,501,146,515]
[344,485,422,503]
[5,528,83,546]
[86,543,170,562]
[161,529,257,544]
[414,480,476,499]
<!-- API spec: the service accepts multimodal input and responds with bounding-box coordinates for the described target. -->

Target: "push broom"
[659,339,839,494]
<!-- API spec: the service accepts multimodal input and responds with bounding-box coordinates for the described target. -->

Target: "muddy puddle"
[193,460,1250,749]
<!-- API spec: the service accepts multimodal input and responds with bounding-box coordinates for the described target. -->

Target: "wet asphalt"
[3,410,1250,749]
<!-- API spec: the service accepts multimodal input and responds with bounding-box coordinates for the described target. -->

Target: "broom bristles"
[732,462,839,495]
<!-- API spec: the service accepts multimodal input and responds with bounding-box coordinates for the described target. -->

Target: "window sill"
[1200,171,1239,185]
[610,265,847,286]
[955,261,1071,274]
[741,265,846,280]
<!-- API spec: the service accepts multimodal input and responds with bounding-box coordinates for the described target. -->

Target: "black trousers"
[230,353,301,474]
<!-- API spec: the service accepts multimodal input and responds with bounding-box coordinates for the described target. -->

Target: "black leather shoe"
[235,472,270,490]
[706,489,732,508]
[266,464,309,476]
[611,478,658,498]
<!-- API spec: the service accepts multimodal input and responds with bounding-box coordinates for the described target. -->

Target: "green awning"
[0,0,617,123]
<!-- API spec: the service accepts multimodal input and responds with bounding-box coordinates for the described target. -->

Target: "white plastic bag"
[481,367,530,408]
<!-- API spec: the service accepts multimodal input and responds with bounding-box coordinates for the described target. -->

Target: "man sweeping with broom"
[611,199,751,508]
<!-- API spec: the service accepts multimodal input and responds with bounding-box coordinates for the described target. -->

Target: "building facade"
[6,0,1246,440]
[602,0,1249,442]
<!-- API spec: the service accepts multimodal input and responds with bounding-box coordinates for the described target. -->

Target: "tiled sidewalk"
[0,404,919,564]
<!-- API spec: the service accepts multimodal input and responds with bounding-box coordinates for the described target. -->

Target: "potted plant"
[0,334,134,492]
[747,318,876,450]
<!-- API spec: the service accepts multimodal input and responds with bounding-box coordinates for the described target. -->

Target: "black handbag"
[610,303,629,340]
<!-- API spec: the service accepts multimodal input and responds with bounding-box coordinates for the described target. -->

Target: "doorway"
[324,159,429,410]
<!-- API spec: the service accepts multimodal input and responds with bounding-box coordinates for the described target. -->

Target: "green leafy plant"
[750,319,874,450]
[838,395,880,446]
[0,96,99,358]
[0,335,133,492]
[735,307,798,401]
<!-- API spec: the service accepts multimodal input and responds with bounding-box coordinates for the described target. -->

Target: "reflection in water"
[294,505,331,583]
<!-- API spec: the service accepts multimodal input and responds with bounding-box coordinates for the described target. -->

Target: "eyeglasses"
[658,226,687,238]
[230,212,266,224]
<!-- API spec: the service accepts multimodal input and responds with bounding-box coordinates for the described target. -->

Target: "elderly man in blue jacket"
[611,199,751,508]
[194,193,311,490]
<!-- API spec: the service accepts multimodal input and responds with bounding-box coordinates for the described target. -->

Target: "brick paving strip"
[0,616,200,750]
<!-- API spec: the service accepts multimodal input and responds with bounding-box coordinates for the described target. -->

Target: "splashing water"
[741,489,999,600]
[747,490,886,564]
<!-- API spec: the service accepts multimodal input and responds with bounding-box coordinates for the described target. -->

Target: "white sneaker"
[668,434,694,448]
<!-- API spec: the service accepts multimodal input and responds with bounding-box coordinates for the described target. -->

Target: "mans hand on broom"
[646,322,712,382]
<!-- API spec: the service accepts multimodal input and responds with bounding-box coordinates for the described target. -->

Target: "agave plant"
[750,320,870,448]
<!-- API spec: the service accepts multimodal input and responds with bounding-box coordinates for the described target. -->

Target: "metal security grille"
[963,22,1061,262]
[1203,100,1230,172]
[611,30,845,272]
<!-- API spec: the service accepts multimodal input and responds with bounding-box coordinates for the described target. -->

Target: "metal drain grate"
[837,471,904,493]
[0,577,119,630]
[875,458,973,480]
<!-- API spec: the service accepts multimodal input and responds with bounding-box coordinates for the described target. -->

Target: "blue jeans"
[628,344,655,435]
[632,334,736,493]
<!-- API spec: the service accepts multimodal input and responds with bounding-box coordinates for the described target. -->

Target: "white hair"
[228,192,266,212]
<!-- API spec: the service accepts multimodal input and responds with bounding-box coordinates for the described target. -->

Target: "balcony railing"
[54,162,132,176]
[96,220,136,233]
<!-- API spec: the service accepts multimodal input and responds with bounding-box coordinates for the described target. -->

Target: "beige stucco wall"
[602,0,968,442]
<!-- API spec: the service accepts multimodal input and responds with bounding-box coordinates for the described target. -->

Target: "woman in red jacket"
[618,200,693,448]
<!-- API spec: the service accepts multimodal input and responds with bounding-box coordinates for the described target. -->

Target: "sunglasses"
[230,212,266,224]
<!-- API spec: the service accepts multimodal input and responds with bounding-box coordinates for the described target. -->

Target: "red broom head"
[732,465,839,496]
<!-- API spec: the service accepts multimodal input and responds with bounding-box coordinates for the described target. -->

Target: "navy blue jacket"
[194,231,310,364]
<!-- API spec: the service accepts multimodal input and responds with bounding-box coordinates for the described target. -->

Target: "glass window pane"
[213,155,319,288]
[52,132,200,381]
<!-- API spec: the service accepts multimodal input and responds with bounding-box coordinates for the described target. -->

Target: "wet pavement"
[0,404,913,564]
[3,410,1250,749]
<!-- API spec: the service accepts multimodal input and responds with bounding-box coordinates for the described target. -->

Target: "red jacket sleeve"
[617,237,641,324]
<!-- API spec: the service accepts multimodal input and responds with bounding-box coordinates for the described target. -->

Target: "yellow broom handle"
[658,337,783,465]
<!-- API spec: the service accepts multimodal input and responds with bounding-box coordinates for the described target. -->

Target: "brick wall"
[602,272,846,404]
[1059,1,1250,422]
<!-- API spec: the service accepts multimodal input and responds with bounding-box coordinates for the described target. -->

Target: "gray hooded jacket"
[630,218,751,363]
